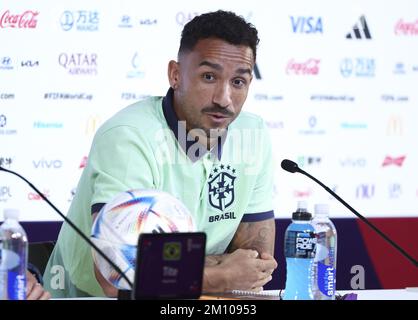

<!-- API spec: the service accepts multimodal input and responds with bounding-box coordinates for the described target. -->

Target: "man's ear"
[168,60,180,90]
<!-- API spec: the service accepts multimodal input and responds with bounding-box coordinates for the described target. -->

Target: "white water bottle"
[0,209,28,300]
[311,204,337,300]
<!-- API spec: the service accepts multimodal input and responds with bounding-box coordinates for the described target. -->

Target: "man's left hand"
[26,271,51,300]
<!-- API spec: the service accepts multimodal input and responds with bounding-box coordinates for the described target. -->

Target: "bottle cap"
[292,201,312,220]
[3,208,20,220]
[296,200,308,211]
[314,204,329,216]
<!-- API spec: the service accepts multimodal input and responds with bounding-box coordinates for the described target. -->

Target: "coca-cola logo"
[28,190,50,200]
[394,19,418,35]
[0,10,39,29]
[286,58,320,75]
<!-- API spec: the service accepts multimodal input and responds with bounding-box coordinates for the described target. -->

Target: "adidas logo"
[346,15,372,39]
[253,62,262,80]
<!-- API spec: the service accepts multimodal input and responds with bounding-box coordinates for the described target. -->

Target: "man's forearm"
[228,219,275,255]
[203,254,230,292]
[205,254,228,266]
[202,264,227,293]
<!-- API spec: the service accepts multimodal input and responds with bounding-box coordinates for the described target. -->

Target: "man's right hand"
[203,248,277,293]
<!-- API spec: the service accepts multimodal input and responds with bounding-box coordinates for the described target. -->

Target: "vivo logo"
[290,16,323,33]
[340,158,367,167]
[33,159,62,169]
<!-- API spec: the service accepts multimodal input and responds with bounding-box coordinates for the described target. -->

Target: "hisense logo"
[346,15,372,39]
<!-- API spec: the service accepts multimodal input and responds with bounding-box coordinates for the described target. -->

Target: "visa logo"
[291,16,323,33]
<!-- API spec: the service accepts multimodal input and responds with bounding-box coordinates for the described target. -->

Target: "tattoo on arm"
[228,219,275,255]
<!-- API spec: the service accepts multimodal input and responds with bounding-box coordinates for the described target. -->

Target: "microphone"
[0,166,134,288]
[281,159,418,267]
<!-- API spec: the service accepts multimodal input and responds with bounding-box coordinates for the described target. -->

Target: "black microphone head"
[281,159,300,173]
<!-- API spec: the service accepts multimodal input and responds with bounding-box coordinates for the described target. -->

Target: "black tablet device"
[132,232,206,300]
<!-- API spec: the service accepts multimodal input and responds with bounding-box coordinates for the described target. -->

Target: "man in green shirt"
[44,10,277,298]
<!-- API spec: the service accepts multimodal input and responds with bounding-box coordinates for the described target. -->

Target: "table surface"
[240,288,418,300]
[53,288,418,300]
[200,288,418,300]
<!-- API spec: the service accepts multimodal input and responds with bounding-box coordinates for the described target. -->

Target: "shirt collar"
[162,88,225,162]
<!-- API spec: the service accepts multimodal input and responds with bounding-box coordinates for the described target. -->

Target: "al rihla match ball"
[90,189,196,289]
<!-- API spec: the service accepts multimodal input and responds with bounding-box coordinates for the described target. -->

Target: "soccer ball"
[90,189,196,290]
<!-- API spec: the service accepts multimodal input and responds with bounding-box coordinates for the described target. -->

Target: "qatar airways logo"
[175,11,199,26]
[286,58,320,75]
[394,19,418,36]
[58,53,97,76]
[0,10,39,28]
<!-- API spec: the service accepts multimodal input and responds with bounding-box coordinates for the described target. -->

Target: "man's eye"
[233,79,246,87]
[203,74,215,81]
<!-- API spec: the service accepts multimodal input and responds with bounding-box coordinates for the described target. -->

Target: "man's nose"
[212,83,232,109]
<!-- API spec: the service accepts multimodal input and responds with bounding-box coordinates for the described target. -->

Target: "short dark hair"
[179,10,259,61]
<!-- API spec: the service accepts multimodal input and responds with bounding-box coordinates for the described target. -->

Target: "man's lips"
[205,112,230,119]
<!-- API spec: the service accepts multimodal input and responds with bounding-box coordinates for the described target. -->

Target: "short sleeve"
[242,121,275,221]
[89,125,157,208]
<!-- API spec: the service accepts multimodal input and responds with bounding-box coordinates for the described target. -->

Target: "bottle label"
[285,231,316,258]
[7,271,26,300]
[1,249,26,300]
[317,262,335,297]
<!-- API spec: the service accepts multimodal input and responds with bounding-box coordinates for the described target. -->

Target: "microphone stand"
[0,166,134,288]
[281,159,418,267]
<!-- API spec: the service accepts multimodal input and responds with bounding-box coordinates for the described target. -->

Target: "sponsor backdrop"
[1,0,418,288]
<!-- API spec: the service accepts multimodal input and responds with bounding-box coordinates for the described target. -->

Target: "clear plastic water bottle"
[311,203,337,300]
[0,209,28,300]
[283,201,317,300]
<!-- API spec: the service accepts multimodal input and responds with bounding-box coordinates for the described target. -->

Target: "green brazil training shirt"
[43,88,275,297]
